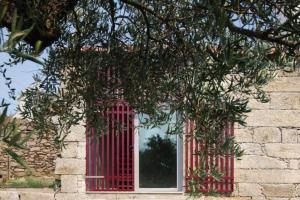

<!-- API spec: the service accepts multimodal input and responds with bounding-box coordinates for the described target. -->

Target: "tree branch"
[120,0,166,21]
[227,21,299,49]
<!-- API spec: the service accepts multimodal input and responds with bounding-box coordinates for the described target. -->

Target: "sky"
[0,52,44,114]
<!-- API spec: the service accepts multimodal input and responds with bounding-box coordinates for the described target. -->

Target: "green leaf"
[34,40,43,55]
[0,5,8,22]
[9,26,34,44]
[11,50,44,66]
[0,105,8,126]
[4,148,29,169]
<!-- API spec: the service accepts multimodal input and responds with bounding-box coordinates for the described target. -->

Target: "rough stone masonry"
[0,133,59,180]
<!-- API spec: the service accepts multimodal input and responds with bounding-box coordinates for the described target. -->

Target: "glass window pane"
[139,114,177,188]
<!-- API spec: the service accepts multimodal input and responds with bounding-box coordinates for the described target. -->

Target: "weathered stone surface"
[236,169,300,183]
[55,193,82,200]
[0,191,19,200]
[235,129,253,143]
[253,127,281,143]
[61,175,78,193]
[248,98,270,110]
[20,192,54,200]
[250,198,266,200]
[261,184,295,197]
[293,184,300,196]
[281,129,299,143]
[239,143,263,155]
[246,110,300,127]
[77,142,86,159]
[238,183,262,196]
[61,142,78,158]
[235,155,287,169]
[270,93,300,110]
[55,158,85,175]
[76,175,86,193]
[290,160,300,169]
[65,124,86,142]
[264,77,300,92]
[265,144,300,159]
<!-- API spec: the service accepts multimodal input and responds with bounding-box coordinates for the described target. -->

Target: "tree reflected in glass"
[139,134,177,188]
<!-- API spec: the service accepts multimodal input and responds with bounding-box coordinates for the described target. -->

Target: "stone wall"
[0,132,60,179]
[0,188,54,200]
[55,71,300,200]
[234,71,300,199]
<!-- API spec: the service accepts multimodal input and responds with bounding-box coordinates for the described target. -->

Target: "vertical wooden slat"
[91,127,95,190]
[131,107,134,190]
[185,121,189,191]
[116,103,120,190]
[194,122,199,174]
[125,104,128,190]
[215,137,219,191]
[210,146,214,192]
[225,123,229,193]
[205,140,208,192]
[106,108,110,190]
[96,131,99,190]
[101,119,105,191]
[86,126,90,191]
[121,103,125,191]
[190,122,194,177]
[112,105,115,190]
[230,122,234,191]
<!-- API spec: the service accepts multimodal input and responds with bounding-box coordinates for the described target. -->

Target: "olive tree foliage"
[0,100,31,168]
[1,0,300,194]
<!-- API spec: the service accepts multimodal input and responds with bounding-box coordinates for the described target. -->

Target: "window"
[135,113,183,192]
[86,101,234,193]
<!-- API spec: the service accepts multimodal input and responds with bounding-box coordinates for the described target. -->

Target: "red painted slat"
[86,126,90,190]
[131,108,134,189]
[112,105,115,190]
[121,103,125,191]
[116,104,120,190]
[91,127,95,190]
[101,118,105,191]
[190,122,194,176]
[225,123,229,192]
[215,137,219,191]
[185,121,189,190]
[106,108,110,190]
[126,104,130,190]
[230,122,234,191]
[96,131,99,190]
[185,121,234,194]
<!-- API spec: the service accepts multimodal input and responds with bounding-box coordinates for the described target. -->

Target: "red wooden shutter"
[185,121,234,193]
[86,100,134,191]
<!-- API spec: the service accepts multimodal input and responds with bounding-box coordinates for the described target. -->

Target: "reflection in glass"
[139,114,177,188]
